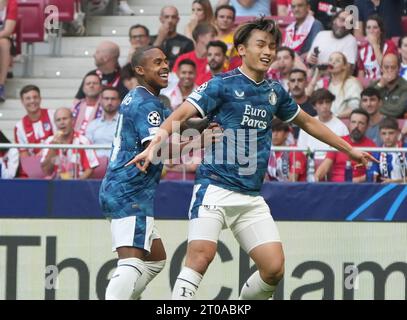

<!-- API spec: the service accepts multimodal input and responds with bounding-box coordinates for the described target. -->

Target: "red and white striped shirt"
[14,109,56,155]
[41,132,99,179]
[357,40,397,80]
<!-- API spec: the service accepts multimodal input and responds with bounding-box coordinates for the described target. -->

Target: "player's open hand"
[125,137,162,173]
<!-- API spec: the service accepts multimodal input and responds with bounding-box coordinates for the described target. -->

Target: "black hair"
[178,59,197,69]
[310,88,336,105]
[101,86,121,97]
[277,46,295,60]
[271,118,290,132]
[379,117,399,131]
[350,108,370,123]
[361,87,381,100]
[120,63,136,81]
[233,16,281,50]
[128,24,150,38]
[20,85,40,99]
[131,45,163,70]
[289,68,307,78]
[207,40,228,55]
[215,4,236,20]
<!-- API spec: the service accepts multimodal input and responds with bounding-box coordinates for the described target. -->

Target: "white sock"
[239,271,276,300]
[105,258,145,300]
[130,259,166,300]
[172,267,203,300]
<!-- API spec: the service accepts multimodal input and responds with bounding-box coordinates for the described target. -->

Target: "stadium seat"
[90,156,108,179]
[45,0,75,56]
[20,155,47,179]
[17,0,45,76]
[270,0,278,15]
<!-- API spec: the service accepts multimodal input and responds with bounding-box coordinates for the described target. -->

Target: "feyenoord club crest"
[147,111,161,126]
[269,91,277,105]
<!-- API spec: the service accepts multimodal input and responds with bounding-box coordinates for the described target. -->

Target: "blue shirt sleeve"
[186,77,223,117]
[135,100,165,145]
[371,152,380,175]
[274,82,300,123]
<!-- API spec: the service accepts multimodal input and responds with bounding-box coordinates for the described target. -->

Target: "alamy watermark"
[45,265,59,290]
[44,5,59,32]
[344,264,359,290]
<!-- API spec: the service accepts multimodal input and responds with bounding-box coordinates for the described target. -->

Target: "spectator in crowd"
[277,0,293,16]
[185,0,214,41]
[216,0,271,16]
[398,36,407,81]
[201,40,228,83]
[283,0,324,57]
[162,59,197,111]
[214,4,238,65]
[287,68,317,139]
[86,87,121,158]
[373,53,407,118]
[266,118,307,182]
[357,15,398,80]
[72,73,103,135]
[173,23,217,86]
[315,108,376,182]
[127,24,150,64]
[120,63,138,90]
[360,87,384,146]
[307,10,358,67]
[14,85,56,158]
[76,41,128,101]
[151,6,194,70]
[268,47,296,91]
[85,0,136,16]
[0,0,17,102]
[326,52,362,118]
[354,0,403,39]
[41,108,99,180]
[308,0,354,30]
[298,89,349,161]
[0,130,18,179]
[116,0,136,15]
[371,117,406,183]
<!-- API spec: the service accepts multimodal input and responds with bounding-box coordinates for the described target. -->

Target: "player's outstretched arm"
[126,101,200,172]
[292,109,378,166]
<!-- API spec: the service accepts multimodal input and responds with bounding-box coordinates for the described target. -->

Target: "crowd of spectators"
[1,0,407,183]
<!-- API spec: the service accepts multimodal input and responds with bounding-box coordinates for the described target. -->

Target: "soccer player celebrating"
[128,18,377,300]
[99,46,216,300]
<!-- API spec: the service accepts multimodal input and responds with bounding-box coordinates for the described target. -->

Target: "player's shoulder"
[124,87,162,110]
[216,68,243,83]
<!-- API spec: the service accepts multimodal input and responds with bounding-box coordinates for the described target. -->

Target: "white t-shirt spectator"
[308,30,358,64]
[298,116,349,160]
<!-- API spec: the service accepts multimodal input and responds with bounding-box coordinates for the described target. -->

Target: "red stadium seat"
[45,0,75,22]
[90,156,109,179]
[17,0,45,76]
[271,0,278,15]
[44,1,76,56]
[20,155,47,179]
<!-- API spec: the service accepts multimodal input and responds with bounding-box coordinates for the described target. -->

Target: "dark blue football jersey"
[99,86,170,219]
[187,68,300,195]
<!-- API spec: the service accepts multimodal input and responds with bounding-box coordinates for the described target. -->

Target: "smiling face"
[134,48,169,94]
[21,89,42,115]
[238,29,277,74]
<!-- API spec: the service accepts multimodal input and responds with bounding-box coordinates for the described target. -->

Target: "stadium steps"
[0,0,199,140]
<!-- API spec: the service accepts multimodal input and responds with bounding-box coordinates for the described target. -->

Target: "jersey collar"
[237,67,266,85]
[136,86,155,96]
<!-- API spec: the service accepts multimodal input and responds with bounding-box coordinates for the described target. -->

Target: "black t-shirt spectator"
[150,34,194,70]
[354,0,403,38]
[75,69,129,100]
[292,100,317,139]
[309,0,354,30]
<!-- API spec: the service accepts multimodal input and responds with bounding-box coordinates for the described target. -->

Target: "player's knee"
[187,247,216,273]
[261,257,285,283]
